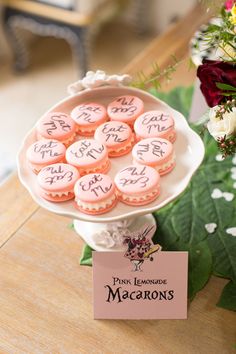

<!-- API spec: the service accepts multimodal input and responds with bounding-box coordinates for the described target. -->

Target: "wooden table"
[0,4,235,354]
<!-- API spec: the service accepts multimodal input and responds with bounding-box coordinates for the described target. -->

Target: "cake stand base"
[73,214,156,252]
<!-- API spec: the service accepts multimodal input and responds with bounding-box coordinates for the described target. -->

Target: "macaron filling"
[79,159,110,175]
[44,189,74,197]
[75,193,117,211]
[118,187,160,204]
[76,126,96,135]
[107,136,134,156]
[167,131,176,143]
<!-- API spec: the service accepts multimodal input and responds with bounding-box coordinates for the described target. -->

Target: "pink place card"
[93,251,188,320]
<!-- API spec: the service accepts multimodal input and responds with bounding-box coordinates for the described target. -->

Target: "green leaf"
[188,241,212,300]
[80,244,93,266]
[67,222,75,230]
[216,82,236,91]
[221,92,236,96]
[206,23,221,32]
[217,281,236,311]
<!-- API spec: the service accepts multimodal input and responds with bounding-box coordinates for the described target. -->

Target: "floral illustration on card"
[123,224,161,271]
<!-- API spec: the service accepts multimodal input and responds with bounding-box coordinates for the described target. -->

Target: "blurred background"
[0,0,196,183]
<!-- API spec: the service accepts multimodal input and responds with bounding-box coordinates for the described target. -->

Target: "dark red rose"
[197,60,236,107]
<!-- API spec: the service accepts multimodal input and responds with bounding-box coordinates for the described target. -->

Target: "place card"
[93,249,188,320]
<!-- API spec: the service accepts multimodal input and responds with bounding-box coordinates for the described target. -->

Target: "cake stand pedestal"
[73,214,156,252]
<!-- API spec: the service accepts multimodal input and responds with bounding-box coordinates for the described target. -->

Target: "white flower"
[207,105,236,140]
[68,70,132,95]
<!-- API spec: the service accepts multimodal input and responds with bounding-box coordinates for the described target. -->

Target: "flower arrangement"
[197,0,236,157]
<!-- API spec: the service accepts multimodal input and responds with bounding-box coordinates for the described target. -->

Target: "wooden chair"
[2,0,138,76]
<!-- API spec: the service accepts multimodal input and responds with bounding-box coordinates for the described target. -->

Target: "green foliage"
[80,244,93,266]
[217,281,236,311]
[203,5,236,63]
[149,86,194,118]
[216,82,236,91]
[67,222,75,230]
[131,57,181,91]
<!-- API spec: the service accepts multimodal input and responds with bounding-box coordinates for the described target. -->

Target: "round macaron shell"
[74,173,116,203]
[94,121,133,151]
[37,163,80,193]
[27,139,66,166]
[66,139,108,169]
[134,110,175,140]
[36,112,76,141]
[107,95,144,124]
[115,165,160,196]
[132,138,174,166]
[71,102,107,132]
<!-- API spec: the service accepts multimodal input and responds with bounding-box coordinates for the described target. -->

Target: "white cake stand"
[17,73,205,251]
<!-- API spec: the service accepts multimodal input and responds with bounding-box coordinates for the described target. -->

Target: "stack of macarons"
[26,93,177,214]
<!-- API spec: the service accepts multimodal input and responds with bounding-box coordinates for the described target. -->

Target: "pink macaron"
[74,173,117,214]
[134,110,176,143]
[70,102,108,136]
[26,139,66,174]
[132,137,175,176]
[115,165,160,206]
[66,139,110,176]
[36,112,77,147]
[94,121,135,157]
[107,95,144,127]
[37,163,80,202]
